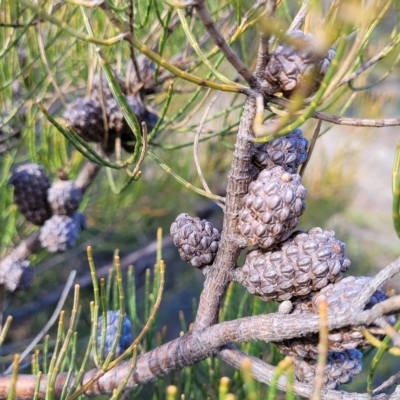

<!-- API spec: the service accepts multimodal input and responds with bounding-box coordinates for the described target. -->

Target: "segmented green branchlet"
[337,1,394,90]
[349,50,400,91]
[127,265,142,331]
[0,13,37,59]
[43,335,49,374]
[392,142,400,238]
[65,332,93,399]
[155,6,173,83]
[7,354,20,400]
[19,0,128,46]
[104,0,129,13]
[102,254,126,368]
[60,332,77,400]
[108,259,165,368]
[0,7,79,93]
[40,104,124,169]
[80,7,142,143]
[99,278,108,363]
[0,154,17,252]
[267,357,293,400]
[160,122,238,150]
[174,103,242,134]
[87,246,101,367]
[106,268,113,310]
[220,283,234,323]
[147,148,225,202]
[135,0,153,29]
[32,351,38,375]
[68,259,165,399]
[0,72,48,131]
[46,311,65,400]
[144,268,151,331]
[32,371,43,400]
[109,345,138,400]
[312,298,329,400]
[177,9,241,87]
[48,286,80,398]
[253,28,348,143]
[240,358,258,400]
[35,22,67,108]
[0,316,12,347]
[367,319,400,394]
[149,81,174,140]
[339,31,400,88]
[286,364,295,400]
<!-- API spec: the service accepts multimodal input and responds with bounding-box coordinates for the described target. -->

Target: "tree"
[0,0,400,398]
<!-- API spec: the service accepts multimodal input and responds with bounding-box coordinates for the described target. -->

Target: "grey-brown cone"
[264,30,336,98]
[47,180,83,216]
[274,277,392,358]
[294,350,363,389]
[0,257,34,292]
[9,163,52,225]
[312,275,388,313]
[253,129,309,174]
[237,166,307,248]
[233,228,350,302]
[64,98,104,143]
[170,213,220,268]
[95,311,133,360]
[39,214,81,253]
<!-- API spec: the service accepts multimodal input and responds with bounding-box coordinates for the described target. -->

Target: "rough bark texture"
[1,294,399,399]
[193,96,257,332]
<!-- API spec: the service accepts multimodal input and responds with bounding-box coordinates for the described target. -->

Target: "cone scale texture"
[170,213,220,268]
[47,180,83,216]
[9,163,52,225]
[233,228,350,302]
[264,30,336,98]
[96,311,133,360]
[237,166,307,249]
[39,214,81,253]
[294,349,363,389]
[253,129,309,174]
[274,276,392,358]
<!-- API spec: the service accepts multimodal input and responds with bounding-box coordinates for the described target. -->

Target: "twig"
[339,33,400,87]
[3,270,76,375]
[127,0,142,84]
[312,296,328,400]
[287,0,311,34]
[1,294,400,398]
[193,91,223,204]
[299,120,321,177]
[192,0,256,87]
[354,256,400,310]
[268,95,400,127]
[254,1,277,78]
[193,95,257,332]
[373,371,400,395]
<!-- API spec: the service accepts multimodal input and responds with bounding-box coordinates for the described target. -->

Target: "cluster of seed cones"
[275,277,394,389]
[6,163,87,291]
[64,60,158,154]
[231,125,391,388]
